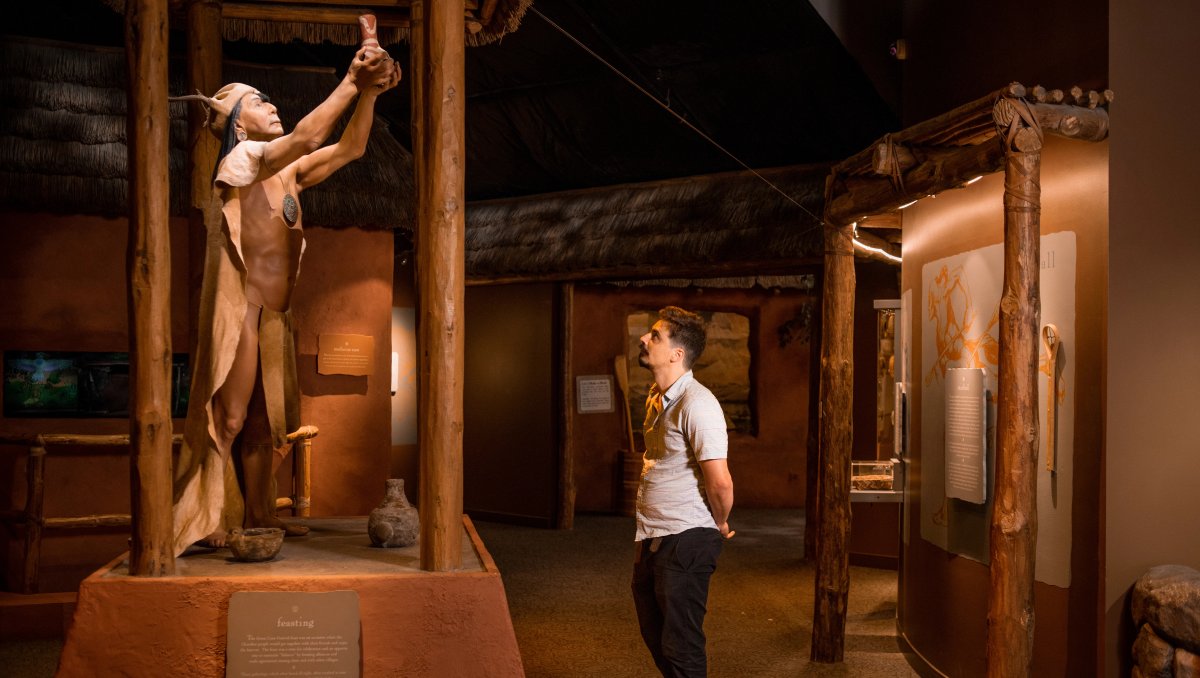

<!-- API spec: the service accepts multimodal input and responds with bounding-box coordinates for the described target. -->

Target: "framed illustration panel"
[3,351,189,418]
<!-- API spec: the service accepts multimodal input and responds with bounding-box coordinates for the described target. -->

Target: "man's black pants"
[631,527,724,678]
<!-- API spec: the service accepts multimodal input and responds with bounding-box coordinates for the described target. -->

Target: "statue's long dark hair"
[212,97,246,183]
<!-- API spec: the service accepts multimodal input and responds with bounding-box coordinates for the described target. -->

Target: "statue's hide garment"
[172,140,303,555]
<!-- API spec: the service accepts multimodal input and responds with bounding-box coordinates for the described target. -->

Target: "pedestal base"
[56,516,524,677]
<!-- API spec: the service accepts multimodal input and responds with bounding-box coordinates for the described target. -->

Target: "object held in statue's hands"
[358,14,379,52]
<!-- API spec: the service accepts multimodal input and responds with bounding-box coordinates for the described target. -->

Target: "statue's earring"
[236,127,247,142]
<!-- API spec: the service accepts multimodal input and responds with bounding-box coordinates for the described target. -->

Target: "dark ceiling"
[9,0,897,202]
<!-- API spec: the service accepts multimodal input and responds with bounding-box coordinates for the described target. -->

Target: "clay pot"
[228,527,284,562]
[368,479,419,548]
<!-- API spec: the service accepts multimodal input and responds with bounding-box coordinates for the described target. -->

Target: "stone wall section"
[1132,565,1200,677]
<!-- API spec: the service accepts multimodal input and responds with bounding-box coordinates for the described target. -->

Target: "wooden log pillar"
[413,0,467,571]
[804,275,823,564]
[557,282,575,529]
[125,0,175,576]
[811,218,854,662]
[985,96,1044,677]
[185,0,222,358]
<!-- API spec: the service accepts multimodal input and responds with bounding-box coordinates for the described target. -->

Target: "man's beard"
[637,350,649,369]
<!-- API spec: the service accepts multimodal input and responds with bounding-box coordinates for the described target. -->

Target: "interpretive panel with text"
[226,590,361,678]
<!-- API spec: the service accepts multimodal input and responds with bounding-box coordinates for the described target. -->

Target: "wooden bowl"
[228,527,284,562]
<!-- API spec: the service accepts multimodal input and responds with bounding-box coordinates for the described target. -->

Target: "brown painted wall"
[897,136,1107,677]
[0,213,394,592]
[290,227,394,516]
[463,284,559,525]
[1106,2,1200,675]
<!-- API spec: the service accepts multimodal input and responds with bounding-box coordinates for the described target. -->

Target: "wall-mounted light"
[852,221,903,263]
[898,199,919,209]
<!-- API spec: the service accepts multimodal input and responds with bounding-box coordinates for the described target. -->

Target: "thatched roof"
[465,164,828,283]
[98,0,533,48]
[0,36,413,231]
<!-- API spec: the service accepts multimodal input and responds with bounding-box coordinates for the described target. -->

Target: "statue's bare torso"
[240,168,303,312]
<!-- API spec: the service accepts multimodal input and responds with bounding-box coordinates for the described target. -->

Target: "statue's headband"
[169,83,259,139]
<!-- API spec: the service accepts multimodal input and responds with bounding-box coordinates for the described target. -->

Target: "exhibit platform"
[55,516,524,677]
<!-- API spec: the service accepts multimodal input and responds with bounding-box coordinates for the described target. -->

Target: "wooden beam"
[858,212,901,229]
[248,0,480,9]
[125,0,175,577]
[811,220,854,663]
[834,83,1025,176]
[465,257,824,286]
[985,95,1043,678]
[557,282,576,530]
[47,515,133,529]
[828,141,1006,225]
[221,3,411,27]
[1028,101,1109,141]
[0,434,183,447]
[415,0,467,572]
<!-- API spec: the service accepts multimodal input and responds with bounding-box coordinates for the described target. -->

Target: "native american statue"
[170,18,401,555]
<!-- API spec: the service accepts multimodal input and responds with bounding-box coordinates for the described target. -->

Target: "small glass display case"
[851,459,903,502]
[851,460,895,491]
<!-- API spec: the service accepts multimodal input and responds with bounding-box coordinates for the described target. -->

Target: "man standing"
[633,306,735,677]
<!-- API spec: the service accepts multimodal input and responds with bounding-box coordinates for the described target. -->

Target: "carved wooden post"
[414,0,466,571]
[557,282,576,529]
[125,0,175,576]
[811,217,854,662]
[986,95,1043,677]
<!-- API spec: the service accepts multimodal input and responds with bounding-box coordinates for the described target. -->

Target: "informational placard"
[226,590,360,678]
[945,367,987,504]
[318,334,374,376]
[576,375,614,413]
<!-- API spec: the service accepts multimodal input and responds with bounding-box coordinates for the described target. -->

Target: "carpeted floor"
[473,509,918,678]
[0,509,917,677]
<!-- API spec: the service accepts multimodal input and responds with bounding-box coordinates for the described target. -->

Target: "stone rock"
[1132,564,1200,653]
[1178,648,1200,678]
[1134,624,1175,678]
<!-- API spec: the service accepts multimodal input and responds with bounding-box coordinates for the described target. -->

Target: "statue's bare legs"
[204,305,262,547]
[203,304,308,547]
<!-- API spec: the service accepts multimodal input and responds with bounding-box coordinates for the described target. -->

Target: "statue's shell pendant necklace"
[282,193,298,226]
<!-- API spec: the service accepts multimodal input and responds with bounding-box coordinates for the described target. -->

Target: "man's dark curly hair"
[659,306,707,369]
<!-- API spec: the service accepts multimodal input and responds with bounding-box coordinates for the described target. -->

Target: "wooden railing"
[0,426,318,593]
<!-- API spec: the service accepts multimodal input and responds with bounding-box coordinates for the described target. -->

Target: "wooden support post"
[804,277,823,564]
[185,0,222,359]
[125,0,175,577]
[985,96,1043,678]
[22,437,46,594]
[414,0,467,572]
[811,218,854,662]
[557,282,576,529]
[286,426,319,517]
